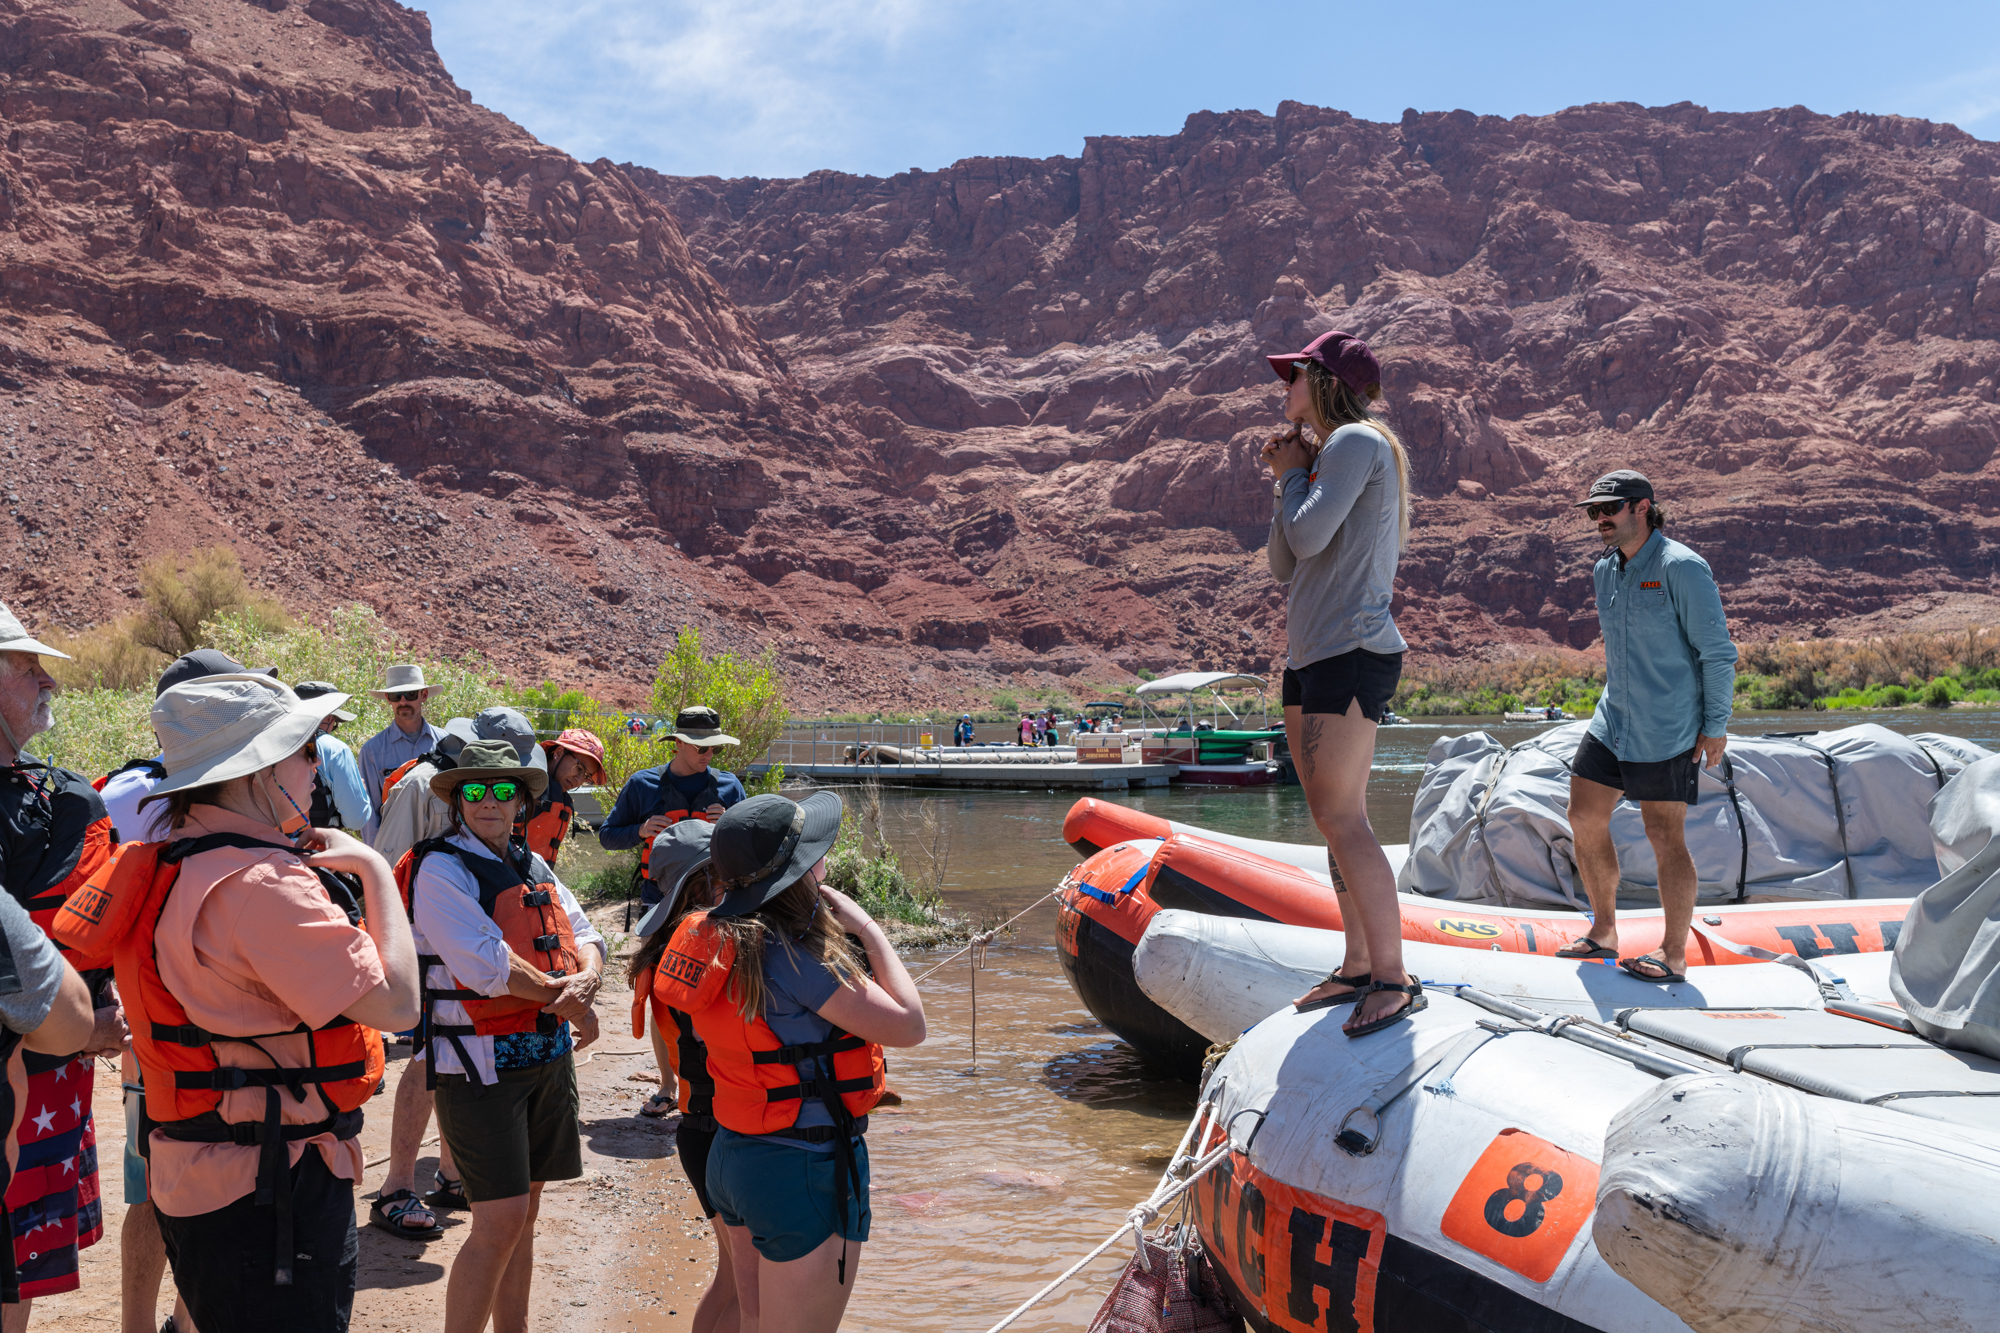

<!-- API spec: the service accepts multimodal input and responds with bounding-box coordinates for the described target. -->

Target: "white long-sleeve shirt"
[410,831,604,1084]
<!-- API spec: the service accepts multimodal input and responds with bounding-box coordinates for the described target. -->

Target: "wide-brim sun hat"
[150,674,352,798]
[708,791,844,919]
[441,706,546,769]
[669,705,741,748]
[429,737,549,803]
[0,602,71,660]
[370,663,429,696]
[1264,329,1382,396]
[634,820,717,937]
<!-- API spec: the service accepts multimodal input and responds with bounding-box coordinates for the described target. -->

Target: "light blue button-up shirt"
[1588,530,1739,763]
[358,718,447,842]
[315,734,373,832]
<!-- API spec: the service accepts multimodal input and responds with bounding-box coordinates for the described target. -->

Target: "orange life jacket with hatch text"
[652,911,883,1135]
[52,833,385,1286]
[394,837,582,1086]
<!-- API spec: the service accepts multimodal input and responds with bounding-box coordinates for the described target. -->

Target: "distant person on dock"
[628,823,741,1330]
[1262,331,1423,1038]
[953,715,975,747]
[1017,714,1034,746]
[358,664,446,840]
[599,707,746,905]
[655,793,925,1330]
[524,727,606,867]
[1555,471,1737,984]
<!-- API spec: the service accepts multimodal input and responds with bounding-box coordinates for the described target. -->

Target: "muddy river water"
[625,710,2000,1330]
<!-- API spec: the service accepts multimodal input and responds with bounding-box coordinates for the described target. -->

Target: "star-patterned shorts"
[5,1054,102,1297]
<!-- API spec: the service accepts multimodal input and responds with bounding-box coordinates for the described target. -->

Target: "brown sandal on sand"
[638,1091,675,1119]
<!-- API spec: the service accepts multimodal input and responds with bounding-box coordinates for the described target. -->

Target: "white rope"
[911,889,1056,984]
[982,1134,1237,1333]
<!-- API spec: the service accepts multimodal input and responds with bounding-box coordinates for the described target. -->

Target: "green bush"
[571,850,642,906]
[1878,684,1912,707]
[822,819,946,927]
[991,692,1019,714]
[1923,677,1963,709]
[1968,688,2000,704]
[651,627,787,769]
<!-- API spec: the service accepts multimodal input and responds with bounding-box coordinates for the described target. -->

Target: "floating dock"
[744,761,1178,790]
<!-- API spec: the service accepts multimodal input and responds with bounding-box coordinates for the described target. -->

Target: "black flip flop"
[1554,939,1618,961]
[369,1189,442,1238]
[1294,971,1372,1013]
[1344,982,1427,1038]
[1618,955,1687,985]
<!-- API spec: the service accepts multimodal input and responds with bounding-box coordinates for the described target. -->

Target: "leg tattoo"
[1300,715,1325,779]
[1327,849,1347,894]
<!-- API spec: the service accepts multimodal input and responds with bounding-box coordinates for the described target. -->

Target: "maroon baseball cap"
[1266,330,1382,396]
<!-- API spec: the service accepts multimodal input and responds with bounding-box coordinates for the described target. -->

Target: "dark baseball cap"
[155,649,276,697]
[1572,469,1656,508]
[707,792,844,919]
[293,680,356,722]
[1265,329,1382,396]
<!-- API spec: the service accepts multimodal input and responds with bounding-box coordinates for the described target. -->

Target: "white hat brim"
[151,686,353,797]
[0,635,72,661]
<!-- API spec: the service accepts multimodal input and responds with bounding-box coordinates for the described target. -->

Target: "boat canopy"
[1082,701,1126,710]
[1134,672,1266,697]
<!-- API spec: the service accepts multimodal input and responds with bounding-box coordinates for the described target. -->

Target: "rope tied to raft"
[911,890,1053,984]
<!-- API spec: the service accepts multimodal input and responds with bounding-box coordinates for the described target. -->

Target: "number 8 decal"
[1440,1129,1599,1283]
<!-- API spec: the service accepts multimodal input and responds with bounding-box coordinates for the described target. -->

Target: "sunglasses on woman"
[457,781,521,804]
[1285,360,1312,384]
[1584,500,1630,520]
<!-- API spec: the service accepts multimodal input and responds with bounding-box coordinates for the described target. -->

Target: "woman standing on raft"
[1263,330,1422,1037]
[656,793,926,1333]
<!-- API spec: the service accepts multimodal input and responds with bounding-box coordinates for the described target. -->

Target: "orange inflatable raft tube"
[1065,799,1909,966]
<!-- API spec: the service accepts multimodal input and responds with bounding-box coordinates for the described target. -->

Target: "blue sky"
[416,0,2000,180]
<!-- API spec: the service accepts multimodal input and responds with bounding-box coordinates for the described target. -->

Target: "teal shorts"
[705,1129,871,1263]
[123,1083,147,1205]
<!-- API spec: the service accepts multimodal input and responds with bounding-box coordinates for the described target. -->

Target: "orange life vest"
[395,837,582,1086]
[638,770,721,879]
[634,960,715,1120]
[523,784,576,866]
[653,912,883,1134]
[655,910,880,1283]
[52,833,385,1286]
[380,754,428,804]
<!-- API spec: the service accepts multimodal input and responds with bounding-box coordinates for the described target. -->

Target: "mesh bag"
[1087,1230,1236,1333]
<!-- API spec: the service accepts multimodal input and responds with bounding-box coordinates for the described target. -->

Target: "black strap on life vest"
[668,1007,715,1117]
[153,832,375,1285]
[759,1027,868,1285]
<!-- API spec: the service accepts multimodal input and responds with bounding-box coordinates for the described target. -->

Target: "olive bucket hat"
[707,791,844,919]
[429,738,549,803]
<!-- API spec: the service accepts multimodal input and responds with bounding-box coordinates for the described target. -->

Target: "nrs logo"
[1433,918,1501,940]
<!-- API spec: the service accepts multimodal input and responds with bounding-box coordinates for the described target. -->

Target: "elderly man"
[0,604,127,1325]
[358,664,447,841]
[369,706,547,1243]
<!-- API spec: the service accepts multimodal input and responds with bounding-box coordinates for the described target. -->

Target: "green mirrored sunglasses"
[458,780,521,804]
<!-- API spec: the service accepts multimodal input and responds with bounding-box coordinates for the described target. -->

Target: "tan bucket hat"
[150,674,352,797]
[370,663,429,696]
[429,738,549,803]
[0,602,71,660]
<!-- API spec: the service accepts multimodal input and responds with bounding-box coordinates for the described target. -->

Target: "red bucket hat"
[1266,329,1382,396]
[547,727,607,784]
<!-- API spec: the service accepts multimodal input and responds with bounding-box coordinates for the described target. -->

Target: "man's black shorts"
[1281,648,1404,721]
[1572,730,1699,805]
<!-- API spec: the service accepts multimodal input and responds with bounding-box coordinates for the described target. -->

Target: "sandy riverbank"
[30,905,717,1332]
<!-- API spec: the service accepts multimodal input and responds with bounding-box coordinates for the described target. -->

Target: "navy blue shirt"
[598,764,746,851]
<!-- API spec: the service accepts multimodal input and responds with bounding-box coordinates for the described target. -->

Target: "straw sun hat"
[150,674,352,797]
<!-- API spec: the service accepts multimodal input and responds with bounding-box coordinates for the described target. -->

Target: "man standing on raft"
[1555,470,1738,983]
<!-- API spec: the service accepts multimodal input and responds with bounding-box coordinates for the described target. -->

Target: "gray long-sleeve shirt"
[1268,423,1408,667]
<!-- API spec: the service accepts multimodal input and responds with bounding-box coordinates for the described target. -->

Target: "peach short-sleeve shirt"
[146,806,385,1218]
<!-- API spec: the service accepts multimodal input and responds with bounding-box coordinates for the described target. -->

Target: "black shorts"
[1282,648,1404,721]
[677,1117,718,1219]
[157,1150,358,1333]
[1573,731,1699,805]
[433,1055,583,1203]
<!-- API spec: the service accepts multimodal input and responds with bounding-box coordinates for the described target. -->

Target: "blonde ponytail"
[1303,360,1411,549]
